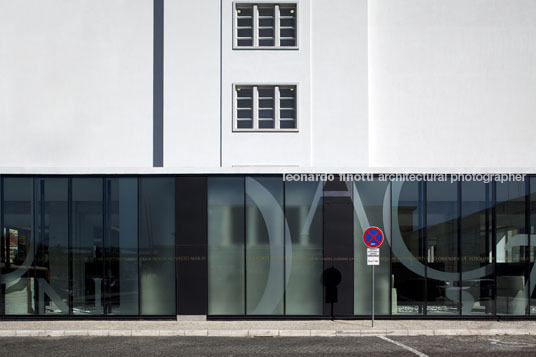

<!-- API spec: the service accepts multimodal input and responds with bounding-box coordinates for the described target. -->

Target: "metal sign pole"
[372,265,375,328]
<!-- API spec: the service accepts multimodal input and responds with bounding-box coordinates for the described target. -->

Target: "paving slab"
[248,329,279,337]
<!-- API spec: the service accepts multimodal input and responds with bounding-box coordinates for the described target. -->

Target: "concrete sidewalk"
[0,319,535,337]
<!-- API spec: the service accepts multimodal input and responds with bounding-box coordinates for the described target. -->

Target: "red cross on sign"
[363,227,384,248]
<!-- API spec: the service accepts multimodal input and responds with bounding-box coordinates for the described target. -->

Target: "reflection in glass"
[285,181,323,315]
[392,181,425,315]
[2,178,34,315]
[496,181,528,315]
[460,181,494,315]
[246,176,284,315]
[35,179,69,315]
[426,181,459,315]
[354,181,390,315]
[139,178,176,315]
[72,178,104,315]
[105,178,138,315]
[208,177,245,315]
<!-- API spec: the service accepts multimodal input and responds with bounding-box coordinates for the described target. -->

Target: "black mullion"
[243,176,247,316]
[0,176,3,316]
[389,181,393,315]
[321,180,325,316]
[68,178,73,316]
[530,177,534,316]
[37,179,46,315]
[282,177,286,316]
[32,178,38,315]
[422,180,427,316]
[458,180,462,316]
[525,177,530,316]
[485,181,491,316]
[102,178,107,316]
[137,177,141,317]
[492,180,497,317]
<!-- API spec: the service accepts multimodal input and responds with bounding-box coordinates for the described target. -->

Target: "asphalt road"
[1,336,536,356]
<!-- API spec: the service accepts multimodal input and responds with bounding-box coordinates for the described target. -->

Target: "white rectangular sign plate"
[367,248,380,265]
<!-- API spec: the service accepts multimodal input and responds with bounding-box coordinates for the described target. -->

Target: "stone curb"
[0,329,533,337]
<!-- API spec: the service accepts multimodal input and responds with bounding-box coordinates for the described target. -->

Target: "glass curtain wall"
[72,178,104,315]
[2,175,536,318]
[531,178,536,314]
[2,178,34,315]
[246,176,284,315]
[139,177,176,315]
[207,177,245,315]
[104,178,138,315]
[354,181,390,315]
[207,176,323,316]
[35,178,69,315]
[391,180,426,315]
[460,181,494,315]
[285,180,323,315]
[495,181,529,315]
[426,181,459,315]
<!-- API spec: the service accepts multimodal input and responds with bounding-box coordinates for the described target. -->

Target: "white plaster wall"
[164,0,221,167]
[221,0,311,167]
[369,0,536,168]
[0,0,153,167]
[311,0,369,168]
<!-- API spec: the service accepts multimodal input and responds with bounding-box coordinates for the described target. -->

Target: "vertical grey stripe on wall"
[153,0,164,167]
[219,0,223,167]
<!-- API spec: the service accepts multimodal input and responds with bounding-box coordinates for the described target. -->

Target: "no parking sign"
[363,226,384,248]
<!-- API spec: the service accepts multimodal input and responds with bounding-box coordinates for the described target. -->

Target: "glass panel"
[72,178,104,315]
[105,178,138,315]
[246,176,284,315]
[285,180,323,315]
[279,6,296,46]
[139,178,176,315]
[236,5,253,46]
[280,120,296,129]
[354,181,390,315]
[530,177,536,315]
[35,178,69,315]
[461,181,494,315]
[426,181,459,315]
[2,178,34,315]
[496,180,529,315]
[392,180,425,315]
[208,177,245,315]
[237,120,253,129]
[258,6,274,47]
[238,39,253,46]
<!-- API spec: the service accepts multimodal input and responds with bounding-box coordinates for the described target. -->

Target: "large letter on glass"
[285,180,323,315]
[461,181,494,315]
[246,176,284,315]
[391,180,425,315]
[208,177,245,315]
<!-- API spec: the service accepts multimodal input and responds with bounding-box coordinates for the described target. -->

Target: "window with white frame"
[234,3,297,48]
[234,85,297,131]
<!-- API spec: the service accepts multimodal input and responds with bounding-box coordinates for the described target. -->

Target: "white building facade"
[1,0,536,318]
